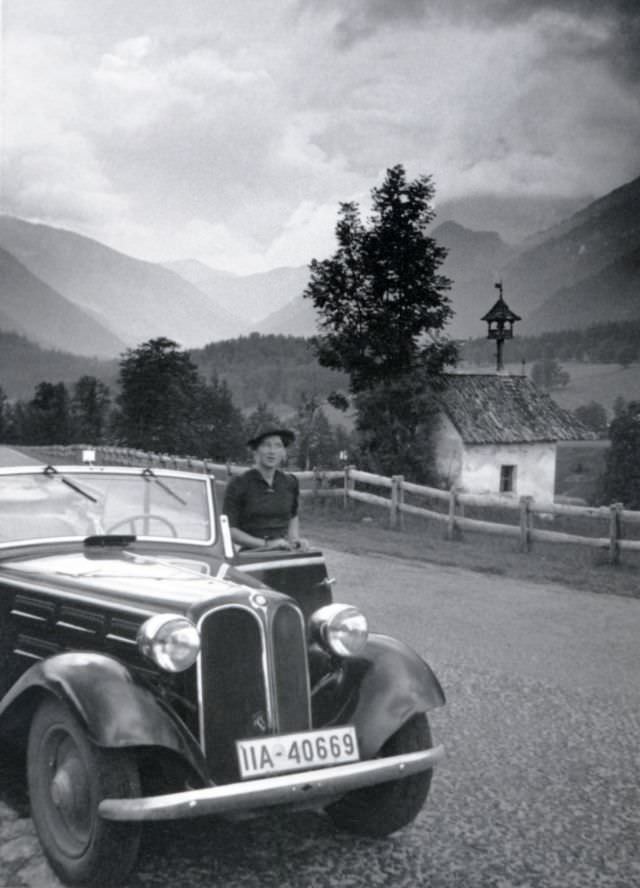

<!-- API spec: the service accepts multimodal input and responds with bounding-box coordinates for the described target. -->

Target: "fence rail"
[16,444,638,565]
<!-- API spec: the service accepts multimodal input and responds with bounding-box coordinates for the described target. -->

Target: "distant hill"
[461,319,640,368]
[500,175,640,323]
[434,192,593,245]
[430,176,640,337]
[192,334,347,410]
[0,329,348,414]
[0,331,117,400]
[260,292,320,337]
[257,223,517,340]
[0,246,125,357]
[2,174,638,356]
[253,178,639,341]
[166,260,309,325]
[0,216,244,351]
[432,221,515,338]
[526,246,640,332]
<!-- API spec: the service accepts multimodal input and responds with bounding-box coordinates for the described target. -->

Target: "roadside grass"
[302,500,640,600]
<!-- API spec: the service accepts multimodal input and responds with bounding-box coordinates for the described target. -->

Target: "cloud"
[2,0,638,274]
[1,29,129,232]
[306,0,640,81]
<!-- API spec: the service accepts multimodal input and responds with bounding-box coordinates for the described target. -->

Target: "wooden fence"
[18,444,640,565]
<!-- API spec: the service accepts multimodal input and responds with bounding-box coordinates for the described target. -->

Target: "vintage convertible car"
[0,464,445,885]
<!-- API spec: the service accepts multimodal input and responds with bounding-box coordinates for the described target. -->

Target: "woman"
[223,423,307,551]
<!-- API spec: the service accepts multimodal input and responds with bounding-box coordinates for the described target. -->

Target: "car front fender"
[334,633,445,759]
[0,652,209,781]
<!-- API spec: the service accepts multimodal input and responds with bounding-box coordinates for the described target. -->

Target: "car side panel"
[0,652,210,782]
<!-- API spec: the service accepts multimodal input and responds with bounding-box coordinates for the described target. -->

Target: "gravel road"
[1,449,639,887]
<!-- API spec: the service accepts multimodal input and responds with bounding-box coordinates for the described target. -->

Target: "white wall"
[433,414,464,488]
[434,414,557,502]
[459,441,556,501]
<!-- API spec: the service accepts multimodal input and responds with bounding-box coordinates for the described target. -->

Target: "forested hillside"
[0,330,346,411]
[460,320,640,367]
[0,331,117,399]
[192,334,348,409]
[4,322,639,417]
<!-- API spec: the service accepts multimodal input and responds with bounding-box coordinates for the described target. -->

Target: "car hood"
[1,550,250,612]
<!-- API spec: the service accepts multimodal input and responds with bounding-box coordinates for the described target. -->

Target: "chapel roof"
[434,373,595,445]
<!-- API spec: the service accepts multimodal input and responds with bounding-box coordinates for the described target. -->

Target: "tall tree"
[115,338,204,454]
[303,165,456,480]
[573,401,608,438]
[305,165,456,393]
[23,382,71,445]
[71,376,112,444]
[197,375,246,461]
[293,394,337,470]
[0,386,7,442]
[601,401,640,508]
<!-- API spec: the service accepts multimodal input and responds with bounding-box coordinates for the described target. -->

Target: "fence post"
[322,472,331,515]
[447,487,458,540]
[343,465,355,511]
[397,475,405,531]
[312,467,321,510]
[390,475,401,529]
[519,496,533,552]
[609,502,623,565]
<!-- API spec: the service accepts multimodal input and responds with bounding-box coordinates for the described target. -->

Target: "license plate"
[237,725,359,779]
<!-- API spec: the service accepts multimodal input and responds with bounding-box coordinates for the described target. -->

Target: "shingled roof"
[434,374,594,445]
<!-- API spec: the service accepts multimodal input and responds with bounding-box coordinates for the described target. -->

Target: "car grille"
[272,603,311,734]
[198,602,311,784]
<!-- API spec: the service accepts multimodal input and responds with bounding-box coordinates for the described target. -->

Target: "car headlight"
[310,604,368,657]
[137,614,200,672]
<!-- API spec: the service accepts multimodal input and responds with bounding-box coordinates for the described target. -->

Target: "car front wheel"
[326,713,434,837]
[27,697,142,885]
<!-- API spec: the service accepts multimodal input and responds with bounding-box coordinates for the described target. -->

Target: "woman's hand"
[262,537,293,550]
[289,537,310,551]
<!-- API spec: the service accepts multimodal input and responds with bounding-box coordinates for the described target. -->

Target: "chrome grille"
[198,601,311,784]
[272,603,311,733]
[199,607,265,783]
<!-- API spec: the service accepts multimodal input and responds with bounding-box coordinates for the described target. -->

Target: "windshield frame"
[0,465,217,549]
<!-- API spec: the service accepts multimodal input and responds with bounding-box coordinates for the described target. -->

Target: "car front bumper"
[98,745,444,822]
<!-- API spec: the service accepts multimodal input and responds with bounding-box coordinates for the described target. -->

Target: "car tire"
[325,713,433,837]
[27,696,142,886]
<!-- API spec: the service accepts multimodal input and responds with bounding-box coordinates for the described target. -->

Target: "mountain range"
[0,174,638,372]
[164,259,310,327]
[0,217,244,354]
[239,176,639,340]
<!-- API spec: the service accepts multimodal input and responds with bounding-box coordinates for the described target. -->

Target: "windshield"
[0,466,215,546]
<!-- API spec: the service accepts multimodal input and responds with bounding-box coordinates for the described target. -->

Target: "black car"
[0,464,445,885]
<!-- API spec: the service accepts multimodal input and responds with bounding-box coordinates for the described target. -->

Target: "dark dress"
[222,468,299,540]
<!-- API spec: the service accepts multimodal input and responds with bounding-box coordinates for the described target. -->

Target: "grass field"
[303,498,640,600]
[548,361,640,414]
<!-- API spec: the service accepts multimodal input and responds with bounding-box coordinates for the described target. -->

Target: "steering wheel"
[105,514,179,537]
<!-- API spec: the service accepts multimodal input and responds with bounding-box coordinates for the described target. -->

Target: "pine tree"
[115,338,204,454]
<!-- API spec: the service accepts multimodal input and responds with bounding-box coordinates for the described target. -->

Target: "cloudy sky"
[1,0,638,273]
